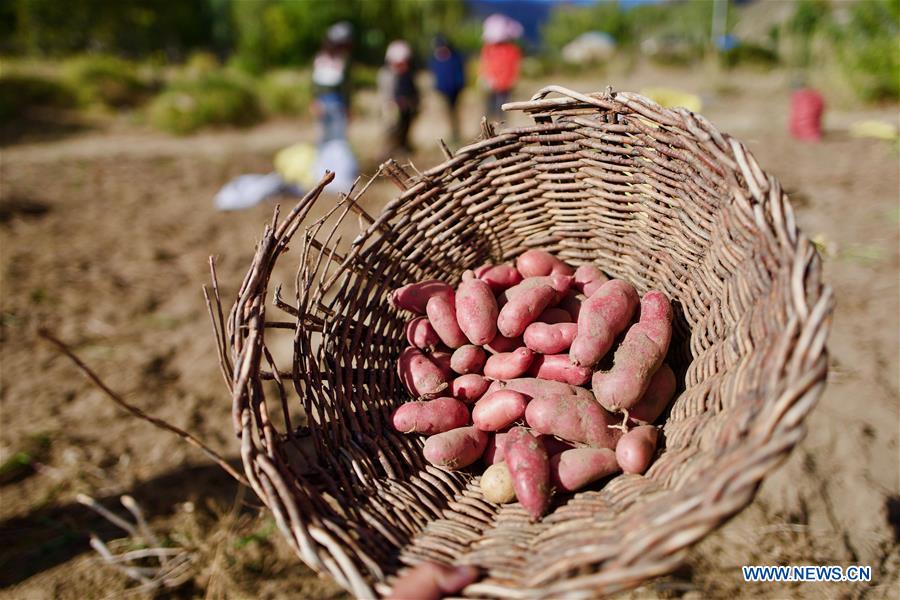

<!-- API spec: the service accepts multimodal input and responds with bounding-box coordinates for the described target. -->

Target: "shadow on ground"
[0,461,248,588]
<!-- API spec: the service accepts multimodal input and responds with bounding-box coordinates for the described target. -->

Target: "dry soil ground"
[1,65,898,599]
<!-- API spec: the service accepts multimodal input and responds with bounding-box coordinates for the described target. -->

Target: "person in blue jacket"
[429,35,466,143]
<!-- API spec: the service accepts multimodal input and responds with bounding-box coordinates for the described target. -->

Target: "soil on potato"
[1,65,897,599]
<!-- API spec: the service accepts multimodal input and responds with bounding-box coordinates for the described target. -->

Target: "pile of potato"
[390,250,675,521]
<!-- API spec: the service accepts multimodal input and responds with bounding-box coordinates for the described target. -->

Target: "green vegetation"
[1,0,895,135]
[830,0,899,101]
[0,71,76,123]
[147,72,260,135]
[62,54,148,107]
[257,69,311,116]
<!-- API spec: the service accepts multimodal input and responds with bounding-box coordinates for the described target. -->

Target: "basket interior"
[215,88,830,598]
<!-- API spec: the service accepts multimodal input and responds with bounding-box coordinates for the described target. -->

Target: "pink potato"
[628,364,676,425]
[472,390,528,431]
[484,332,523,354]
[450,374,490,404]
[524,322,578,355]
[478,264,523,293]
[486,377,596,403]
[426,291,468,349]
[473,264,493,278]
[615,425,659,474]
[487,433,571,465]
[525,394,622,450]
[397,347,450,398]
[516,249,575,278]
[405,317,440,350]
[558,291,583,321]
[391,397,470,435]
[455,278,499,345]
[569,279,639,368]
[503,274,573,302]
[391,280,453,314]
[550,447,620,492]
[573,264,609,297]
[429,350,453,378]
[537,307,572,324]
[503,427,552,521]
[539,435,575,456]
[592,291,674,413]
[483,347,535,380]
[497,285,557,337]
[450,345,487,375]
[423,426,489,470]
[527,354,593,386]
[483,432,508,465]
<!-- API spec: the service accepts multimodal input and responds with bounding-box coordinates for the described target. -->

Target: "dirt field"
[1,64,898,599]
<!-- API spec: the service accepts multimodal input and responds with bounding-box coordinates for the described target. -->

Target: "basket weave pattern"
[209,87,832,598]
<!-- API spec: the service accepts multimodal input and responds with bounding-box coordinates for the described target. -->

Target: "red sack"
[790,88,825,142]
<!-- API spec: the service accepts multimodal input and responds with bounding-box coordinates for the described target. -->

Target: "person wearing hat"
[312,21,353,144]
[379,40,420,157]
[480,14,523,120]
[429,34,466,144]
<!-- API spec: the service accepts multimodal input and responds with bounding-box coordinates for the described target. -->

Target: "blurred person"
[480,14,522,120]
[429,34,466,143]
[312,21,353,144]
[380,40,420,157]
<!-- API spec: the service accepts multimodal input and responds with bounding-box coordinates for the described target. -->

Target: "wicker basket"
[208,86,833,598]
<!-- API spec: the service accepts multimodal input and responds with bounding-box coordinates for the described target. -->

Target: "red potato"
[484,332,522,354]
[516,249,574,278]
[503,274,573,302]
[483,432,507,464]
[550,448,620,492]
[430,351,453,378]
[472,390,528,431]
[478,264,523,293]
[484,432,571,466]
[461,269,476,281]
[483,347,535,380]
[497,284,557,337]
[455,278,499,345]
[426,292,468,349]
[487,377,596,402]
[628,364,676,425]
[537,307,572,324]
[539,435,575,456]
[391,280,453,314]
[391,397,470,435]
[450,374,490,404]
[527,354,593,386]
[450,345,487,375]
[423,426,489,470]
[473,264,493,278]
[569,279,640,368]
[524,322,578,354]
[503,427,551,521]
[574,264,609,297]
[405,317,440,350]
[592,291,674,413]
[559,291,583,321]
[525,394,622,450]
[397,347,450,398]
[615,425,659,474]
